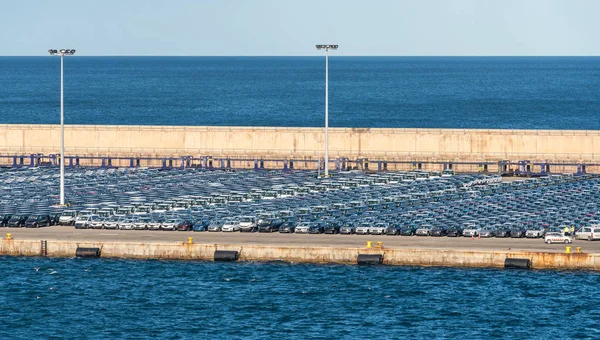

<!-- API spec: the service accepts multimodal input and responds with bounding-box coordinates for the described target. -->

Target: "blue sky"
[1,0,598,56]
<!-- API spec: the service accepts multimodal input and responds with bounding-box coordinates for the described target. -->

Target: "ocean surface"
[0,56,599,129]
[1,256,598,339]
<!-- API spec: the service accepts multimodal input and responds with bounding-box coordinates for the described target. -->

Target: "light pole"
[316,44,338,177]
[48,49,76,206]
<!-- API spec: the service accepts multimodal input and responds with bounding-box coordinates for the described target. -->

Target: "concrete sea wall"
[1,124,599,162]
[1,239,598,270]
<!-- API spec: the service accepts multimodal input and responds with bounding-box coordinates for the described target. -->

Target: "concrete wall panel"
[0,124,599,161]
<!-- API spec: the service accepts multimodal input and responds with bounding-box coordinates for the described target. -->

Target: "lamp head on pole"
[48,49,76,56]
[316,44,339,51]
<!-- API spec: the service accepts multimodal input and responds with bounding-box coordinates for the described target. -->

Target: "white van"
[575,226,600,241]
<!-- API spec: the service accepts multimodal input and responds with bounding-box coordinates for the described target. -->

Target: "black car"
[400,226,418,236]
[49,213,62,226]
[7,214,29,228]
[446,226,463,237]
[307,222,325,234]
[385,224,402,235]
[258,218,283,233]
[510,227,526,238]
[279,220,297,233]
[323,221,341,234]
[495,227,511,238]
[0,214,12,227]
[24,214,51,228]
[430,226,448,237]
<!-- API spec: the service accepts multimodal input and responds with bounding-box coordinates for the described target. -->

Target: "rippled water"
[1,257,598,339]
[1,57,600,129]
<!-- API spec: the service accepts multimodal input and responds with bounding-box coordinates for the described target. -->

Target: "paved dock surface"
[2,227,596,253]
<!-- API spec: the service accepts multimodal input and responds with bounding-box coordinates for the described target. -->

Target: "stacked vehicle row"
[1,166,599,241]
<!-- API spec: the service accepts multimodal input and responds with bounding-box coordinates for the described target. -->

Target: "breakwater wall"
[1,125,600,161]
[1,239,598,270]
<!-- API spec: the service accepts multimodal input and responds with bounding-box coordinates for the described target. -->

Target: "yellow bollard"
[376,241,383,249]
[576,247,582,253]
[6,233,12,240]
[187,237,193,245]
[366,241,372,248]
[565,246,571,254]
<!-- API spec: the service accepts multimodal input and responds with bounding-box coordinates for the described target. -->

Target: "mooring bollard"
[576,247,582,253]
[366,241,372,248]
[565,246,572,254]
[6,233,12,240]
[376,241,383,249]
[187,237,193,245]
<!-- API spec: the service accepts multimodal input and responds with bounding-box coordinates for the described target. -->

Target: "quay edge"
[1,239,598,270]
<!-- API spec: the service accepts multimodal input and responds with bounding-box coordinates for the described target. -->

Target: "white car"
[59,210,78,225]
[544,232,573,244]
[222,219,240,232]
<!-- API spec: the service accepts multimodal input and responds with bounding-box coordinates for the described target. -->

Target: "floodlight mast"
[315,45,338,177]
[48,48,76,206]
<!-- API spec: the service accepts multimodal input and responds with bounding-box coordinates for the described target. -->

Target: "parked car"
[510,226,527,238]
[445,226,463,237]
[207,220,224,232]
[430,225,448,237]
[415,224,433,236]
[575,226,600,241]
[526,226,546,238]
[340,222,356,235]
[307,222,325,234]
[24,214,51,228]
[279,220,297,233]
[0,214,12,227]
[58,210,77,225]
[160,218,180,231]
[295,222,311,234]
[239,216,257,232]
[257,218,283,233]
[7,214,29,228]
[222,219,240,232]
[479,227,496,238]
[175,219,194,231]
[356,222,371,235]
[370,222,388,235]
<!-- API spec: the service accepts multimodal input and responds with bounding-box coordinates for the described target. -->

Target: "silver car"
[462,225,481,237]
[160,218,179,231]
[525,227,545,238]
[370,222,388,235]
[118,217,136,230]
[133,217,150,230]
[415,224,433,236]
[207,220,224,232]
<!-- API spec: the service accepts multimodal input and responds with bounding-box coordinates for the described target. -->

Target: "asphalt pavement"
[2,226,597,253]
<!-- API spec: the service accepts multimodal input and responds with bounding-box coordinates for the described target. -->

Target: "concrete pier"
[1,228,597,270]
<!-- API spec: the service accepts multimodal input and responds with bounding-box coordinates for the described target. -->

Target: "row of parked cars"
[2,166,600,243]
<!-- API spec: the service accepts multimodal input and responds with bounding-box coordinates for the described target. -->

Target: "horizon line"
[1,54,600,58]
